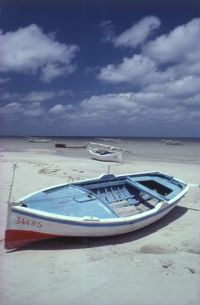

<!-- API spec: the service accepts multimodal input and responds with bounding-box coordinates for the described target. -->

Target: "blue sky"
[0,0,200,137]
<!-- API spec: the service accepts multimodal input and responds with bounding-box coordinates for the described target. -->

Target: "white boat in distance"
[28,137,50,143]
[161,139,184,145]
[5,171,188,250]
[87,142,123,163]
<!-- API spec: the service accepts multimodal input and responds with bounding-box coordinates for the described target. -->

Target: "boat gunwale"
[11,186,188,226]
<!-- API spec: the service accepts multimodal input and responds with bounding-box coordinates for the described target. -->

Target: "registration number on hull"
[15,216,43,228]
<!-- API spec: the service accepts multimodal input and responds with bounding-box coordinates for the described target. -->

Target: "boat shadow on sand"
[16,205,188,251]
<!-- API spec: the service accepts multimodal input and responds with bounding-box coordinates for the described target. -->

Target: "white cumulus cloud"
[100,20,115,42]
[1,89,73,103]
[114,16,161,48]
[0,102,45,118]
[49,104,74,114]
[98,17,200,96]
[0,24,79,82]
[143,18,200,65]
[98,54,156,84]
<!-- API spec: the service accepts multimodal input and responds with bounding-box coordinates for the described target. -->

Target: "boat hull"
[5,200,178,250]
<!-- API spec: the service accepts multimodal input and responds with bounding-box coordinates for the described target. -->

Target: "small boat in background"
[95,137,120,143]
[161,139,184,145]
[87,142,123,163]
[28,137,50,143]
[55,143,66,148]
[55,143,87,148]
[5,171,188,250]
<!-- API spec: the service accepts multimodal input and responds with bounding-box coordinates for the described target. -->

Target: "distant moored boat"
[28,137,50,143]
[161,139,184,145]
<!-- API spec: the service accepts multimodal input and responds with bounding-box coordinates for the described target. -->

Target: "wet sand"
[0,138,200,305]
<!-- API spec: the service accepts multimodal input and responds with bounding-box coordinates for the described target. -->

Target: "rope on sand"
[8,162,18,203]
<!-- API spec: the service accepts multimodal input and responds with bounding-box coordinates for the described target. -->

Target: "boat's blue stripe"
[13,201,178,227]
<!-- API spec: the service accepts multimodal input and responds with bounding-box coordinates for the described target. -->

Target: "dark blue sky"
[0,0,200,137]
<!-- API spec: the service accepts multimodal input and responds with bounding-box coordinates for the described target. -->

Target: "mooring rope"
[8,162,18,203]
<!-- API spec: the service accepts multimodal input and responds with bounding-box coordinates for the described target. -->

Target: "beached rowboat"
[87,148,123,162]
[5,171,188,250]
[87,142,123,162]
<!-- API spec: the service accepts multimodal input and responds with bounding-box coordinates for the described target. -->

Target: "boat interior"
[20,174,183,219]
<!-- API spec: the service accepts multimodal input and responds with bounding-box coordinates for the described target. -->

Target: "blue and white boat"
[5,171,188,250]
[87,142,123,162]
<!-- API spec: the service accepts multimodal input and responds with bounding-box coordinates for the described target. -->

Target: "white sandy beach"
[0,138,200,305]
